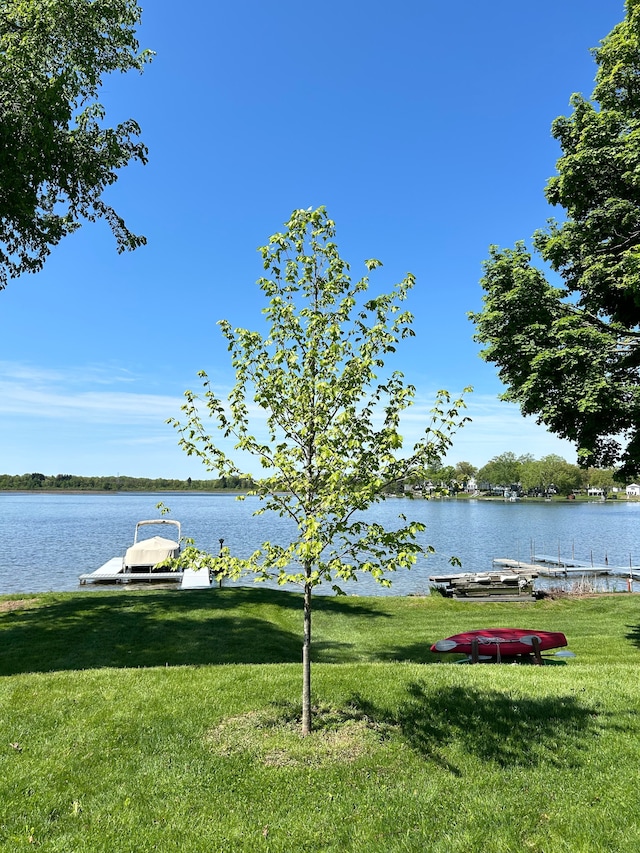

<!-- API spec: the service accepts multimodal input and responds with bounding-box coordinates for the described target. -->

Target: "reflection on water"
[1,492,639,595]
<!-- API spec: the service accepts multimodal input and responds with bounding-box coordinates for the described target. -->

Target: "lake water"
[1,492,639,595]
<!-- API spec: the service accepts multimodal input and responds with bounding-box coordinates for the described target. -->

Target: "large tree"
[519,455,583,496]
[0,0,152,289]
[169,207,469,735]
[478,451,531,488]
[470,0,640,477]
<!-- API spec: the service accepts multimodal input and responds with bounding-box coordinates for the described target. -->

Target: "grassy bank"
[1,589,639,851]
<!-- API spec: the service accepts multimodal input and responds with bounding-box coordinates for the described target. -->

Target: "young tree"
[470,1,640,477]
[169,207,470,735]
[0,0,153,289]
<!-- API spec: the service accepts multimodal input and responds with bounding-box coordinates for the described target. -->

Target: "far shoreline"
[2,489,638,503]
[0,489,252,495]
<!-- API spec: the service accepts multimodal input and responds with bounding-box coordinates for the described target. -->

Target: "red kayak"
[431,628,567,658]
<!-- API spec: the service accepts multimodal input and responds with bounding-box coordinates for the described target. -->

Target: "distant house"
[588,487,605,496]
[626,483,640,497]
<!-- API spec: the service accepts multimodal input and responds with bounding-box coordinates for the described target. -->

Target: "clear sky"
[0,0,625,478]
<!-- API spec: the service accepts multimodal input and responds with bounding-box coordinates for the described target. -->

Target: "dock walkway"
[79,556,183,585]
[493,556,640,581]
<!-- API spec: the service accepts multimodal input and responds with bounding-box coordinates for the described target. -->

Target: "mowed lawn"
[1,588,639,852]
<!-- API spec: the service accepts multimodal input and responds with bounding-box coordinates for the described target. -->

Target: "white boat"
[79,519,184,585]
[124,519,181,571]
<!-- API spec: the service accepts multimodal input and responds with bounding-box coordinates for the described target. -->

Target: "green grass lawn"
[1,588,639,851]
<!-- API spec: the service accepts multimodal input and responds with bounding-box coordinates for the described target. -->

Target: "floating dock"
[79,556,183,585]
[493,555,640,581]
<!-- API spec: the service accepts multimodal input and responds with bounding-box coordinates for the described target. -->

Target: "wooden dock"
[429,568,537,598]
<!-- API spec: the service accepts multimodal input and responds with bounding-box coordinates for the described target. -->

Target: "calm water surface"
[1,492,639,594]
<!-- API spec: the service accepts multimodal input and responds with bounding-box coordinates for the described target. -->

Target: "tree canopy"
[169,207,469,733]
[0,0,152,288]
[0,472,254,491]
[477,452,532,489]
[470,0,640,477]
[519,454,584,496]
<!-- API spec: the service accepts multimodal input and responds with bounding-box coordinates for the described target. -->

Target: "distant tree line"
[474,452,622,496]
[385,452,629,498]
[0,453,630,497]
[0,473,255,491]
[473,452,628,496]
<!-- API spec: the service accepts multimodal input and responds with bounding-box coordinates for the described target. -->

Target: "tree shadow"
[374,641,444,664]
[311,640,357,662]
[625,623,640,649]
[349,680,600,772]
[0,587,385,676]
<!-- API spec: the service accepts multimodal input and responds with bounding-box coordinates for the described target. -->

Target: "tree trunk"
[302,580,312,736]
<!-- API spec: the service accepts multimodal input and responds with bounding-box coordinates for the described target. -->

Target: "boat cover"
[124,535,179,569]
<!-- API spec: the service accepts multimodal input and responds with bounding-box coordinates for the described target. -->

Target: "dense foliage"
[0,454,625,496]
[463,453,619,496]
[388,452,622,497]
[470,0,640,477]
[0,473,254,491]
[0,0,152,288]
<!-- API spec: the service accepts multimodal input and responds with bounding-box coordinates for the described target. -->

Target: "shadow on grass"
[625,623,640,649]
[0,586,386,676]
[350,681,599,772]
[375,640,443,664]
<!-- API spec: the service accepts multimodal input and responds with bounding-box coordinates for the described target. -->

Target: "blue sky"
[0,0,625,478]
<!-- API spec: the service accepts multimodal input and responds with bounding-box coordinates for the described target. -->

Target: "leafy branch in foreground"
[169,206,471,733]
